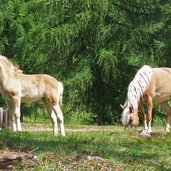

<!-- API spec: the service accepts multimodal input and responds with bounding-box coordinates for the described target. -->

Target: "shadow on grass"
[0,129,171,170]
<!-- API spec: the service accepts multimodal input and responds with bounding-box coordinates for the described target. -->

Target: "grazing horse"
[121,65,171,133]
[0,55,65,136]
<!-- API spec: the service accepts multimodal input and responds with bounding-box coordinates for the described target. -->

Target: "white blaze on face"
[121,107,130,125]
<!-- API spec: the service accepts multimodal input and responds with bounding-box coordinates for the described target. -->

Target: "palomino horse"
[121,65,171,133]
[0,55,65,136]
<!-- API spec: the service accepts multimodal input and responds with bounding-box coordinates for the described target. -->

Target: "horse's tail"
[58,81,64,106]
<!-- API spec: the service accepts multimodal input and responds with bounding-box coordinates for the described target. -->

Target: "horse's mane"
[0,55,23,73]
[127,65,152,110]
[14,65,23,73]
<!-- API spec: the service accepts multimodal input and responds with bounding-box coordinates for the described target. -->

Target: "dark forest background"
[0,0,170,124]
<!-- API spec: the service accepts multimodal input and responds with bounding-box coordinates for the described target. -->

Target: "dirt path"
[22,123,122,132]
[22,123,165,133]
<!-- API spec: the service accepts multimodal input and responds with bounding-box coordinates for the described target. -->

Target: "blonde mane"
[0,55,23,73]
[127,65,152,110]
[0,55,13,68]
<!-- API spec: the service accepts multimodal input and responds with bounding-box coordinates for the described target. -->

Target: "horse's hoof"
[166,129,170,133]
[139,129,151,137]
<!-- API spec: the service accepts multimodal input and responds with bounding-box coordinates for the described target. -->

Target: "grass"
[1,125,171,170]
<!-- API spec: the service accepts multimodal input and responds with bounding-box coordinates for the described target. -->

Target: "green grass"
[1,126,171,170]
[23,110,92,125]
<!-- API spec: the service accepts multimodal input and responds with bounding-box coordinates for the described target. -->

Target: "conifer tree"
[0,0,170,124]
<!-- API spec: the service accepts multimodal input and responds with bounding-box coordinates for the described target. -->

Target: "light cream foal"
[0,55,65,136]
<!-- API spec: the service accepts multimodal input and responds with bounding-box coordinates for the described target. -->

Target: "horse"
[121,65,171,133]
[0,55,65,136]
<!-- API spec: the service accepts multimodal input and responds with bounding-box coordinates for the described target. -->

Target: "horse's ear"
[120,102,128,109]
[120,104,124,109]
[129,106,134,113]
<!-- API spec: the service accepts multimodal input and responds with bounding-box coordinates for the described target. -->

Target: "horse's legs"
[15,101,22,132]
[10,98,22,131]
[52,104,65,136]
[160,101,171,133]
[42,100,59,136]
[8,104,17,131]
[5,101,15,131]
[139,102,148,130]
[147,96,153,133]
[50,109,59,136]
[49,108,59,136]
[7,98,22,132]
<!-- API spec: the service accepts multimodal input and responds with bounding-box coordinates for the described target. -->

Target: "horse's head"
[121,102,139,129]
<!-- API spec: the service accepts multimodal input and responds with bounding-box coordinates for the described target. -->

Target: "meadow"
[0,123,171,170]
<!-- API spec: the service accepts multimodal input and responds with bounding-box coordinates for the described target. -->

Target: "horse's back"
[20,74,59,87]
[152,67,171,82]
[151,67,171,103]
[19,74,62,103]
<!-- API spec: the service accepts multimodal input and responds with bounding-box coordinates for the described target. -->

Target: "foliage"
[0,0,170,124]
